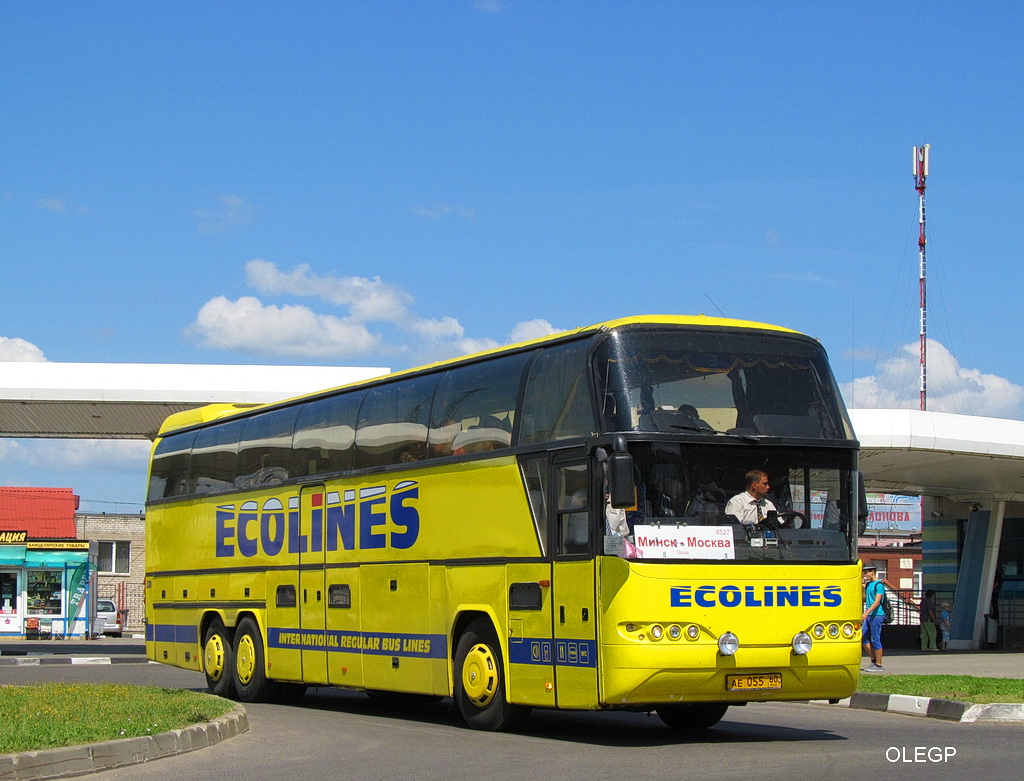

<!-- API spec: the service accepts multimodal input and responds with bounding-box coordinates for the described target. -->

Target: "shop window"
[1,572,18,614]
[26,570,62,616]
[99,541,131,575]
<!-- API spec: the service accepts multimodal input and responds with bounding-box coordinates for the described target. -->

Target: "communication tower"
[913,144,930,411]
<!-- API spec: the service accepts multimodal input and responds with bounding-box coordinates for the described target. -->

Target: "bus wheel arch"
[231,614,279,703]
[452,616,529,731]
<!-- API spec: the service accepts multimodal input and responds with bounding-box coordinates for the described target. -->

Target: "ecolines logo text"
[216,480,419,558]
[670,584,843,608]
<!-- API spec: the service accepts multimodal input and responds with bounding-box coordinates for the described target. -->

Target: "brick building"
[74,512,146,633]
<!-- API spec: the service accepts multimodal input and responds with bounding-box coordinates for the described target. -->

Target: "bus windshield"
[604,442,858,563]
[594,328,854,440]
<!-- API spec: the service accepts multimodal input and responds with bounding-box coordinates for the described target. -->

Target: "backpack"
[881,588,894,625]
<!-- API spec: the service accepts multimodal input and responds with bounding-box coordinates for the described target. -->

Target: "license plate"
[726,673,782,691]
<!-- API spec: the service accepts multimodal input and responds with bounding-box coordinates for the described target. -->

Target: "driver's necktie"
[756,501,764,523]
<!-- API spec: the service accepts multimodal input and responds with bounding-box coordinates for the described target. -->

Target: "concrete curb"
[0,657,149,667]
[0,705,248,780]
[808,694,1024,723]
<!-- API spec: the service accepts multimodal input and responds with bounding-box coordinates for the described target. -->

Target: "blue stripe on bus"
[267,627,447,659]
[508,637,597,668]
[148,623,199,644]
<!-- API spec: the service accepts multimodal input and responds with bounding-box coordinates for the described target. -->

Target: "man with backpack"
[861,564,886,673]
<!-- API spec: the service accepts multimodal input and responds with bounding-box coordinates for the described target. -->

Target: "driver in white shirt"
[724,469,776,526]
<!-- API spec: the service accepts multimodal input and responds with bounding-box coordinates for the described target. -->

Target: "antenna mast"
[913,144,930,411]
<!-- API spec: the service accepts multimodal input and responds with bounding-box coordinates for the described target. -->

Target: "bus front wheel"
[453,619,529,731]
[203,618,235,698]
[656,703,729,730]
[232,616,278,703]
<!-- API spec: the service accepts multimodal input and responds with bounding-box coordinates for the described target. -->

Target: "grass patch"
[857,674,1024,704]
[0,683,234,755]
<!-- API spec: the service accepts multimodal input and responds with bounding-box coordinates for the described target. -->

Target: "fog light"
[718,631,739,656]
[668,624,682,640]
[811,623,825,639]
[650,624,664,640]
[792,631,812,655]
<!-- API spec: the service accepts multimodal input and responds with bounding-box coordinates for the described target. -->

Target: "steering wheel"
[775,510,807,529]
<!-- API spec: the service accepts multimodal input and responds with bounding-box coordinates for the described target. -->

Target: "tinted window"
[148,431,196,501]
[291,391,365,478]
[520,340,595,445]
[236,407,299,488]
[189,419,245,494]
[355,374,439,469]
[428,353,531,457]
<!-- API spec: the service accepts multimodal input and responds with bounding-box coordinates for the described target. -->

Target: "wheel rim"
[461,642,498,707]
[236,633,256,686]
[204,633,226,682]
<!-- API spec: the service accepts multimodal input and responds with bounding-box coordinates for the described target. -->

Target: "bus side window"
[190,419,244,495]
[520,456,549,556]
[555,463,590,555]
[354,375,438,469]
[290,391,364,478]
[236,406,299,488]
[429,352,530,458]
[520,341,596,445]
[148,430,196,501]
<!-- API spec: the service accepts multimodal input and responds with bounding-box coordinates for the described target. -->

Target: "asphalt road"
[4,662,1020,781]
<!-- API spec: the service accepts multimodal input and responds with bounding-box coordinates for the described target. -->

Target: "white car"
[95,599,123,637]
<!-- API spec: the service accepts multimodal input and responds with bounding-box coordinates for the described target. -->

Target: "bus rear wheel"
[203,618,235,698]
[232,616,278,703]
[656,703,729,730]
[453,619,529,731]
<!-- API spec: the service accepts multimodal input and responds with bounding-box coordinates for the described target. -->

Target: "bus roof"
[155,314,803,437]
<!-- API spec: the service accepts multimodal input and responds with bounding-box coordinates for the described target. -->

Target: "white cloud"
[0,336,47,361]
[33,197,87,215]
[842,339,1024,419]
[0,439,150,469]
[188,260,566,365]
[35,197,67,213]
[194,194,255,235]
[186,295,382,357]
[245,259,413,322]
[508,319,561,343]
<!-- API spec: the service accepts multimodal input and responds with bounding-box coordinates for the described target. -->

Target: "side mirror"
[608,448,635,509]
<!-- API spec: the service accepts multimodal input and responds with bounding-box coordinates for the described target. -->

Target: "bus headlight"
[667,624,682,640]
[686,624,700,640]
[827,623,840,638]
[842,623,856,638]
[811,623,825,639]
[718,632,739,656]
[792,632,812,655]
[650,624,664,640]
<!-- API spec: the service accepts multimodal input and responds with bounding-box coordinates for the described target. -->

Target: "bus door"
[298,485,328,684]
[550,458,599,709]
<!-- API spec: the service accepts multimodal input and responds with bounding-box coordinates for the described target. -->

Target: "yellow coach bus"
[145,314,865,731]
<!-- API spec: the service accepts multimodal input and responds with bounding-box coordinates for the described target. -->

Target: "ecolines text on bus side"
[215,480,419,558]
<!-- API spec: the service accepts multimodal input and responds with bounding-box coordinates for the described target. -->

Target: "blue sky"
[2,2,1022,511]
